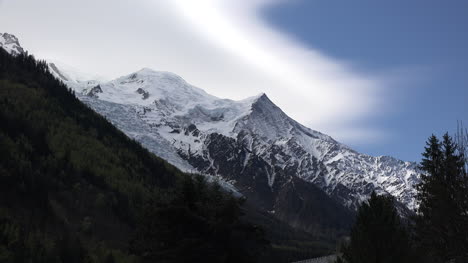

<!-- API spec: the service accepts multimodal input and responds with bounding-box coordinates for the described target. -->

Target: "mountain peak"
[254,92,275,105]
[250,92,282,114]
[1,33,19,43]
[255,92,267,99]
[0,32,25,56]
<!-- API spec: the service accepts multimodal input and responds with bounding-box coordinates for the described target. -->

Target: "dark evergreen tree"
[338,192,414,263]
[455,121,468,174]
[415,133,468,262]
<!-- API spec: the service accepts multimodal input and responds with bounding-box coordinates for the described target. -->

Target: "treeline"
[0,48,268,262]
[337,133,468,263]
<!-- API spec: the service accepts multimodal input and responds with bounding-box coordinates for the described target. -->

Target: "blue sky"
[263,0,468,161]
[1,0,466,162]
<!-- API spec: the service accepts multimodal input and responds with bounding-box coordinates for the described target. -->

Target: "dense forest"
[0,47,341,262]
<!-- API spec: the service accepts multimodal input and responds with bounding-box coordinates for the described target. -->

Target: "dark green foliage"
[338,192,414,263]
[130,175,268,263]
[415,134,468,262]
[455,121,468,173]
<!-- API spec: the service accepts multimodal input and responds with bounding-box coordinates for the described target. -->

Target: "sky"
[0,0,466,162]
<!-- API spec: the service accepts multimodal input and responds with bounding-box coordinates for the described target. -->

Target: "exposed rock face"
[85,85,103,98]
[136,88,150,100]
[0,33,25,56]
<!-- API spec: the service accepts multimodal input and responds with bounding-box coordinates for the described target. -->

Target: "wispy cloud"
[0,0,393,143]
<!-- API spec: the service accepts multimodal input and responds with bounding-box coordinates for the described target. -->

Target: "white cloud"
[0,0,391,143]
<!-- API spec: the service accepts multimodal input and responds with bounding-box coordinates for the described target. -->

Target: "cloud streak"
[0,0,390,143]
[168,0,387,140]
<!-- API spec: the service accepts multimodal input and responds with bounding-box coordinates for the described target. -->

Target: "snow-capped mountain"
[65,68,419,212]
[0,33,25,56]
[1,33,419,231]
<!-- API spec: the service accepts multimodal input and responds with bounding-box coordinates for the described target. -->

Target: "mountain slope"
[66,68,419,211]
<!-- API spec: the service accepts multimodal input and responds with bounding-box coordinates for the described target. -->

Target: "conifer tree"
[455,121,468,174]
[338,192,413,263]
[415,133,468,262]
